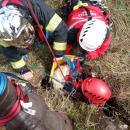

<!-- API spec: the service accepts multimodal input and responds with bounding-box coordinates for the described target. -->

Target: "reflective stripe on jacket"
[0,44,29,74]
[11,57,26,69]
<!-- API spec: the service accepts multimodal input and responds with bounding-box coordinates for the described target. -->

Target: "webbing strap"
[84,7,92,21]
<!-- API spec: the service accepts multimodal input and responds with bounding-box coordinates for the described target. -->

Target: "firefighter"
[62,0,112,60]
[0,0,68,80]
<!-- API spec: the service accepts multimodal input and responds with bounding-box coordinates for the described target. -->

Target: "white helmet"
[0,5,35,48]
[79,19,109,51]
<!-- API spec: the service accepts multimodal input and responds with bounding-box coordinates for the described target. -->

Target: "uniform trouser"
[0,45,28,62]
[0,45,30,74]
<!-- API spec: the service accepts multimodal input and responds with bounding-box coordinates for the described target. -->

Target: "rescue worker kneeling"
[0,0,68,80]
[0,72,73,130]
[62,0,112,60]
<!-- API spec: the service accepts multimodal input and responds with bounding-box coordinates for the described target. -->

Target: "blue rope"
[1,72,28,82]
[63,55,77,71]
[0,73,8,95]
[1,72,33,94]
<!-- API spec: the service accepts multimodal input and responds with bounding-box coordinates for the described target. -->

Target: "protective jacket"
[66,2,111,60]
[0,0,68,74]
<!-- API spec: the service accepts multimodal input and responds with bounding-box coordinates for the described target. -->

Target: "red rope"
[25,0,66,80]
[0,86,22,126]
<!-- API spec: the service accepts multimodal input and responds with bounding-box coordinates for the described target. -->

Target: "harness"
[62,56,83,95]
[68,2,110,30]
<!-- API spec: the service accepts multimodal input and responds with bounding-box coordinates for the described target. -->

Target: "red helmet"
[81,78,111,106]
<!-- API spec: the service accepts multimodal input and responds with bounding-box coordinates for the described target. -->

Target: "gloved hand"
[21,70,33,80]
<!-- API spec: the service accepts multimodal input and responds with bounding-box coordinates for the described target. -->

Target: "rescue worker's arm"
[1,45,30,74]
[29,0,68,57]
[51,20,68,57]
[44,7,68,57]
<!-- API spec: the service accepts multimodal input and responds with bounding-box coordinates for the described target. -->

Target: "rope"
[25,0,66,81]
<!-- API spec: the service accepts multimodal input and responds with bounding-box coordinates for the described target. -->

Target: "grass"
[0,0,130,130]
